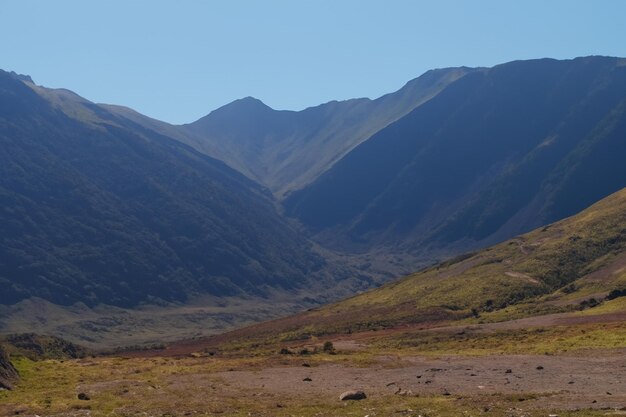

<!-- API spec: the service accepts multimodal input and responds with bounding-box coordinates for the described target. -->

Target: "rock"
[302,363,311,367]
[11,406,27,415]
[505,369,512,373]
[303,377,312,382]
[0,346,18,390]
[339,390,367,401]
[4,334,87,360]
[396,389,414,396]
[536,365,544,370]
[77,392,90,401]
[441,388,451,396]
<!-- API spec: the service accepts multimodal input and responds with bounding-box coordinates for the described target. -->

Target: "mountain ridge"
[175,66,473,196]
[285,56,626,258]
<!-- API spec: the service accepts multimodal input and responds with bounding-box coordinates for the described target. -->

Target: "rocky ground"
[214,350,626,410]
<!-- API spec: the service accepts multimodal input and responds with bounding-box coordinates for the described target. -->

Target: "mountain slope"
[285,56,626,256]
[0,70,337,309]
[177,67,471,197]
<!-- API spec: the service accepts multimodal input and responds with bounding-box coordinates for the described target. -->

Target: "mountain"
[188,186,626,345]
[0,70,344,310]
[176,67,471,197]
[285,56,626,257]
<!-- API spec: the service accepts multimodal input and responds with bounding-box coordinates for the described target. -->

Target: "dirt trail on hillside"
[213,351,626,410]
[427,310,626,334]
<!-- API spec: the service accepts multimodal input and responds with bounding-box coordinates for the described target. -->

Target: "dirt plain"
[213,350,626,411]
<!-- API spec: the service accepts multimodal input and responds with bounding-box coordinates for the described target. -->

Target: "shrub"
[607,288,626,300]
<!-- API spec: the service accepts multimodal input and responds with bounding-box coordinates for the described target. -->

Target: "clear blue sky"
[2,0,625,124]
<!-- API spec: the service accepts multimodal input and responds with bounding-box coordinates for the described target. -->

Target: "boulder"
[339,390,367,401]
[0,346,18,390]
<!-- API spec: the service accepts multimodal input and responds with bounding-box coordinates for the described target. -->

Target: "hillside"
[285,56,626,258]
[0,70,354,310]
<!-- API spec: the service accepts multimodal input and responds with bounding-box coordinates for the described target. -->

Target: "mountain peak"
[187,96,275,128]
[220,96,272,113]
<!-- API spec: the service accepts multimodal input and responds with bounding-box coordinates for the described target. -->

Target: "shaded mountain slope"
[0,70,336,308]
[178,67,471,197]
[285,56,626,256]
[189,186,626,346]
